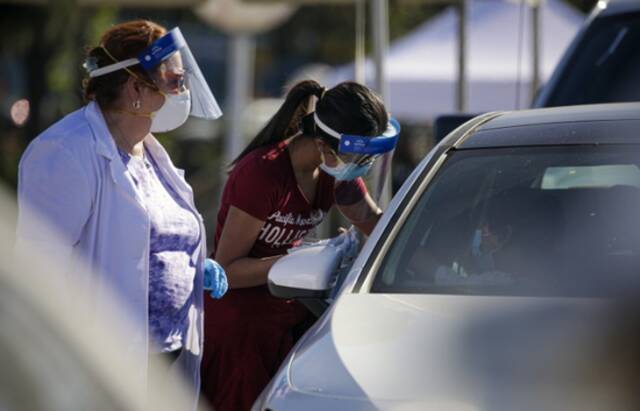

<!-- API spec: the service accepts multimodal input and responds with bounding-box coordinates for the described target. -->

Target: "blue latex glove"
[203,258,228,299]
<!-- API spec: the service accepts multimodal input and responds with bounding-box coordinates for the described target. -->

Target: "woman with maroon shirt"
[201,80,393,410]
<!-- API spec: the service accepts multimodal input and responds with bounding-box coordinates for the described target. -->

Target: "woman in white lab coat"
[16,19,226,408]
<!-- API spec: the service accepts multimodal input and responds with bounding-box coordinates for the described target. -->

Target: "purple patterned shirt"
[119,147,200,353]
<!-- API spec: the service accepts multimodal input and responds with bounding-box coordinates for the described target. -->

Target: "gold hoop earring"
[133,100,141,110]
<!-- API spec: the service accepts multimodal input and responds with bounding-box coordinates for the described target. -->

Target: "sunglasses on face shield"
[157,70,187,93]
[153,58,188,94]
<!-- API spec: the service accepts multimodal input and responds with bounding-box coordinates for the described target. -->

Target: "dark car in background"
[533,0,640,108]
[435,0,640,142]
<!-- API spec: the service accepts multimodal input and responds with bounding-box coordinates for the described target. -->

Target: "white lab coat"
[16,101,206,408]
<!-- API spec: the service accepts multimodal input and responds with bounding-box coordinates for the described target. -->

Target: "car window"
[371,146,640,297]
[545,12,640,106]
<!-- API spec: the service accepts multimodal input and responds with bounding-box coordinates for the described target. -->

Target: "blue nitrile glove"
[203,258,228,299]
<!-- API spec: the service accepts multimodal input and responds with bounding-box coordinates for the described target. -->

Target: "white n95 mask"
[150,89,191,133]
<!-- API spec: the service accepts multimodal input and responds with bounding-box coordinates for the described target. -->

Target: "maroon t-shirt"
[202,141,367,411]
[214,140,336,258]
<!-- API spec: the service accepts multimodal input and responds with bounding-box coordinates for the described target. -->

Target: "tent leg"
[370,0,392,208]
[456,0,468,112]
[531,1,541,103]
[225,34,255,166]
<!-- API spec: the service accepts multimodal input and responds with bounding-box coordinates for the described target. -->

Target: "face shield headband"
[313,112,400,158]
[86,27,222,120]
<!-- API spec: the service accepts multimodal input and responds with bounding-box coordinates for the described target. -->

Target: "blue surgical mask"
[320,162,372,181]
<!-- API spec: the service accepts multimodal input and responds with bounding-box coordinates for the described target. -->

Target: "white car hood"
[288,293,611,410]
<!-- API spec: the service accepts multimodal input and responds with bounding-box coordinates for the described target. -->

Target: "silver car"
[257,103,640,411]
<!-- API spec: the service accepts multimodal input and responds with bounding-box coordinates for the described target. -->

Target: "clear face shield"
[313,113,400,224]
[314,112,400,183]
[87,27,222,131]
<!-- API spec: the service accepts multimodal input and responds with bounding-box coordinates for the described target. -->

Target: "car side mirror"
[268,241,344,299]
[433,113,478,143]
[268,232,359,316]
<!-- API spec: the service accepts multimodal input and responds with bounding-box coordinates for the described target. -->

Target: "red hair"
[82,20,166,109]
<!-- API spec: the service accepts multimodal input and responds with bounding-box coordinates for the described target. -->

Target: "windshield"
[544,12,640,106]
[371,146,640,297]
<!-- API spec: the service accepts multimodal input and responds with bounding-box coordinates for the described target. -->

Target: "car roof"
[600,0,640,17]
[458,103,640,148]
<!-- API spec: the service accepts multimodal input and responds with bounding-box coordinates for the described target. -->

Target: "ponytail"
[230,79,325,168]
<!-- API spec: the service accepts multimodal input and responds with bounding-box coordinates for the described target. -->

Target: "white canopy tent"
[328,0,584,122]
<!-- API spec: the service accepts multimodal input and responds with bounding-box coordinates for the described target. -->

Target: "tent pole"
[531,0,541,103]
[370,0,392,207]
[355,0,366,84]
[456,0,468,112]
[225,34,255,166]
[371,0,389,102]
